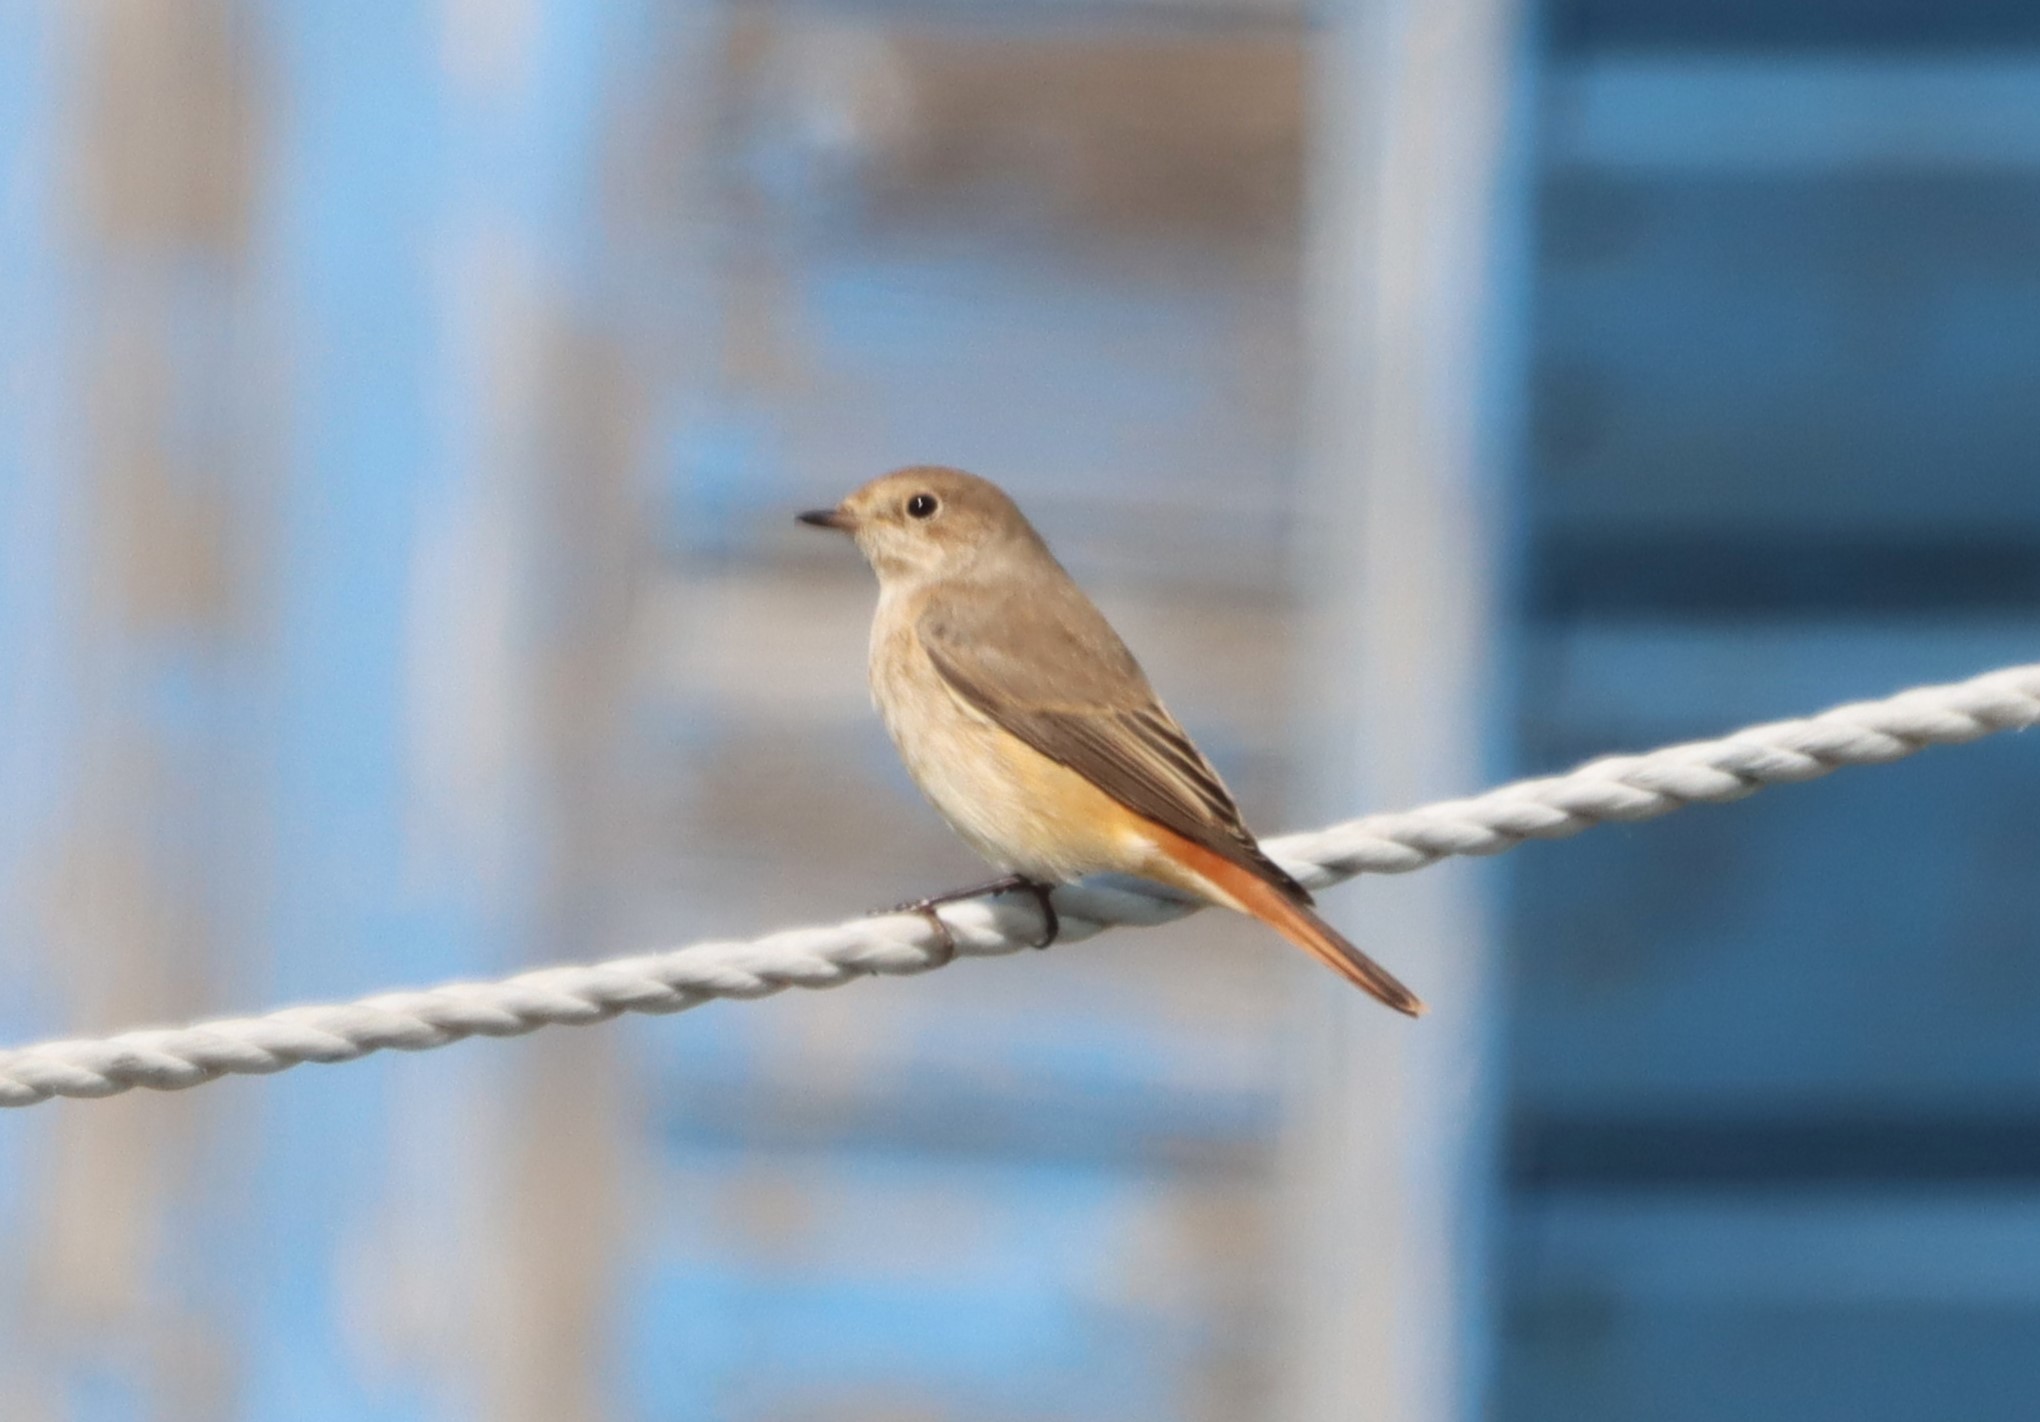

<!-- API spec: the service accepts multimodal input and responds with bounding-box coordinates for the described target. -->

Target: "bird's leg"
[887,874,1032,915]
[884,875,1061,952]
[882,877,1019,966]
[1013,879,1060,950]
[903,904,957,966]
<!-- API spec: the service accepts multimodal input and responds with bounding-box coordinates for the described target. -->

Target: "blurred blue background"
[1,2,2037,1420]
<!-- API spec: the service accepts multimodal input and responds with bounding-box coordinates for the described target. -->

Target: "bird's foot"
[882,875,1060,953]
[895,901,958,966]
[1012,879,1060,950]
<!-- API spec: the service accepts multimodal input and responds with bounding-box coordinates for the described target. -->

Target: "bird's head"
[799,466,1047,587]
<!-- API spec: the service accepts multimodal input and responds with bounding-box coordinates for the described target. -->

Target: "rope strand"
[2,662,2034,1108]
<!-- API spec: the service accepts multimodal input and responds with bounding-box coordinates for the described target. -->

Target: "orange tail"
[1153,831,1427,1017]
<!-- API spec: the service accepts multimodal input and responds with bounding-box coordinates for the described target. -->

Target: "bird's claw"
[875,876,1060,958]
[883,897,959,966]
[1017,881,1059,950]
[912,905,960,966]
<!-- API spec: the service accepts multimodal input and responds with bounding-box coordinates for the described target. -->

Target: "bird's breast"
[866,606,1150,883]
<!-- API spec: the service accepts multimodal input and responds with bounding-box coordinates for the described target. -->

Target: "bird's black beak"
[798,508,852,532]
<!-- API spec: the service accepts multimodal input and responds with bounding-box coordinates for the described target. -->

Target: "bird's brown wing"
[917,580,1313,903]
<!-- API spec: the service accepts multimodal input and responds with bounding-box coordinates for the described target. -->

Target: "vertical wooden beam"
[1280,1,1532,1420]
[0,1,257,1414]
[423,6,678,1417]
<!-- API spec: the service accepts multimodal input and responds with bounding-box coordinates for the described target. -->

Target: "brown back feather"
[917,572,1312,904]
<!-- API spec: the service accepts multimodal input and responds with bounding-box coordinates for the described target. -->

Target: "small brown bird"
[800,466,1424,1016]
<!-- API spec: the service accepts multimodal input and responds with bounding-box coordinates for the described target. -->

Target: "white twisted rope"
[2,663,2035,1108]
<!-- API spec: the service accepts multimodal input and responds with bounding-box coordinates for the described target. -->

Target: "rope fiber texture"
[2,662,2034,1109]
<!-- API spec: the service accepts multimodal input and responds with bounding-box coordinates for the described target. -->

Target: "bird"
[798,466,1424,1016]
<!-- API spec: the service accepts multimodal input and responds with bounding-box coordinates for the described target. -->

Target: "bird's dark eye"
[906,493,939,519]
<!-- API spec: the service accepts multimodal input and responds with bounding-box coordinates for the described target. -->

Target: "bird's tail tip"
[1152,828,1428,1017]
[1265,893,1427,1017]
